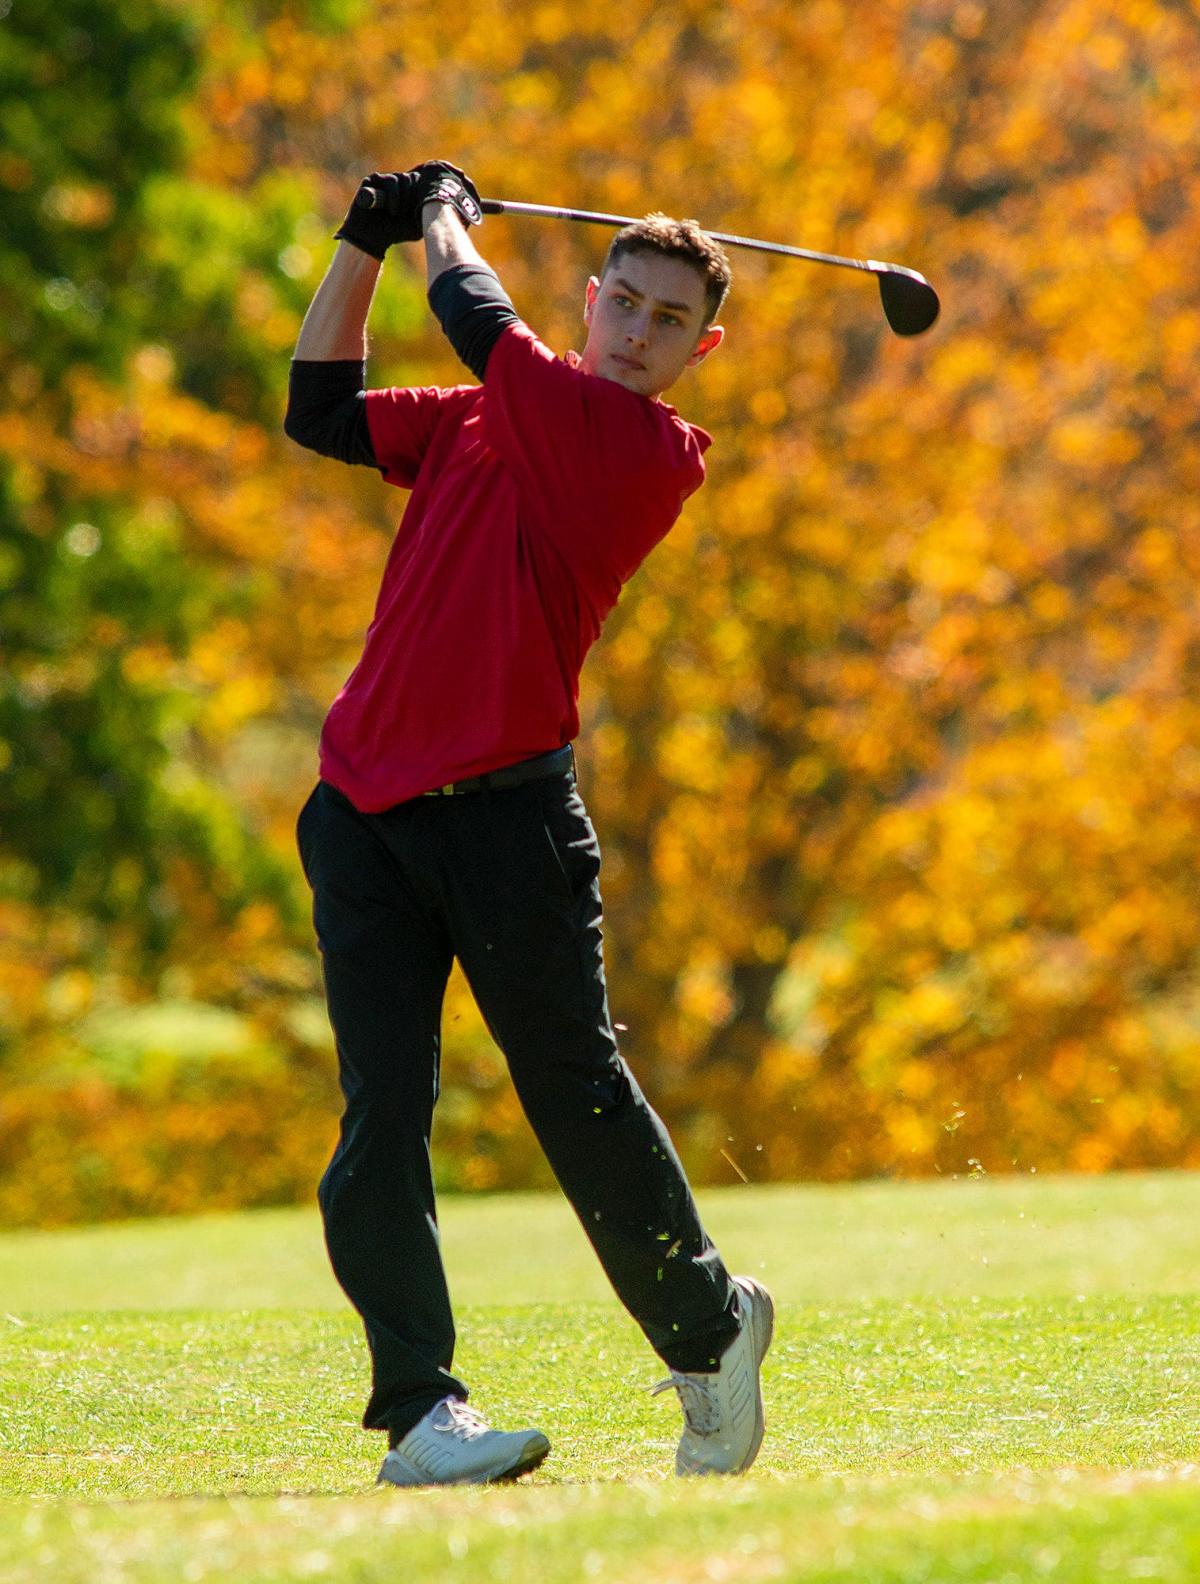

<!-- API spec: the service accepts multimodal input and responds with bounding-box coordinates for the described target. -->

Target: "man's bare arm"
[285,242,380,464]
[293,242,383,361]
[423,201,489,289]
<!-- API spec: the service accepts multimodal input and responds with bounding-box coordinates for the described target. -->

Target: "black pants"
[296,766,739,1441]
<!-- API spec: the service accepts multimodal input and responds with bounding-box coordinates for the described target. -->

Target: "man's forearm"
[294,242,382,361]
[424,202,489,289]
[423,199,518,381]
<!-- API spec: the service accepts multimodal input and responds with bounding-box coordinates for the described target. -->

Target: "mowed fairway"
[2,1172,1199,1581]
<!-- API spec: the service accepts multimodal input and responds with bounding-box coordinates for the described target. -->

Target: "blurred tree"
[189,0,1199,1187]
[4,0,1200,1224]
[0,2,314,1062]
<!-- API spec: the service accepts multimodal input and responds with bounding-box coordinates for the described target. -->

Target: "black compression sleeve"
[284,359,377,467]
[428,264,521,381]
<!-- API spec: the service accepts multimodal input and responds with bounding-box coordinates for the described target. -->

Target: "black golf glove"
[334,163,482,260]
[333,171,423,258]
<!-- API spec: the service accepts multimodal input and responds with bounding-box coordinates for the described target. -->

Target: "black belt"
[421,745,574,798]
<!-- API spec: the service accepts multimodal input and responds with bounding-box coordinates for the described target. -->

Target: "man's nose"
[625,315,650,347]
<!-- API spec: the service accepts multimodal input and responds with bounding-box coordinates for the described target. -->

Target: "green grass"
[7,1169,1199,1310]
[3,1172,1199,1580]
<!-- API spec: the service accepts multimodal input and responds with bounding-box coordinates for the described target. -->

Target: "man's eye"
[613,295,633,308]
[659,314,682,327]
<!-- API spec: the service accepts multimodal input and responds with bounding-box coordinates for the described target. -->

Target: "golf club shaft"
[481,198,901,283]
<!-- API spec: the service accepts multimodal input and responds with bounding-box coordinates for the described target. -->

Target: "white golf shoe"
[652,1275,774,1476]
[377,1397,551,1487]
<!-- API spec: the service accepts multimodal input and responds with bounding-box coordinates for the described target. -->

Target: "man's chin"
[596,361,658,397]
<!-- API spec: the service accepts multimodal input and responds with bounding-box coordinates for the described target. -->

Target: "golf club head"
[876,267,940,336]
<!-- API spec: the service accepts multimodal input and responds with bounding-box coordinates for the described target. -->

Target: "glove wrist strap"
[422,177,482,228]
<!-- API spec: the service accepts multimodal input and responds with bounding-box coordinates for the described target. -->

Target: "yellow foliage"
[8,0,1200,1221]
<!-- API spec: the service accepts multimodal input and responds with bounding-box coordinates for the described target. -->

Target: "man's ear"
[583,275,600,325]
[686,323,725,368]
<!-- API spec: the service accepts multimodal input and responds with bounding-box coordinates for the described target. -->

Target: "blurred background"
[2,0,1198,1228]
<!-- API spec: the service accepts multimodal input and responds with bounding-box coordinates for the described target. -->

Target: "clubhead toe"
[877,268,940,336]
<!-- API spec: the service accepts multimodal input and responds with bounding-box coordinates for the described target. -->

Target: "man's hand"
[334,163,482,260]
[334,171,423,258]
[413,161,483,229]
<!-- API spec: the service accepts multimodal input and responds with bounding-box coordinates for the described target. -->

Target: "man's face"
[581,251,724,399]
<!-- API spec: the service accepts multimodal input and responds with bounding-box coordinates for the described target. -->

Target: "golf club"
[355,188,940,336]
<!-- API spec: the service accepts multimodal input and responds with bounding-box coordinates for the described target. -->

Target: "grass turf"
[2,1172,1198,1580]
[5,1169,1200,1311]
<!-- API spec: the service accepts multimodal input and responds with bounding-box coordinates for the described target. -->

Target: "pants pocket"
[535,777,600,905]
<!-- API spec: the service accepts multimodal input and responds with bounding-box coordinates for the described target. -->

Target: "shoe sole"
[377,1434,551,1488]
[733,1275,775,1474]
[491,1438,551,1483]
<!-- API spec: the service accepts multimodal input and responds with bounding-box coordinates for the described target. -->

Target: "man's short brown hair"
[601,213,732,325]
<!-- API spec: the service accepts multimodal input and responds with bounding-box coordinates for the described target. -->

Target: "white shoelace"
[650,1372,720,1435]
[434,1399,492,1440]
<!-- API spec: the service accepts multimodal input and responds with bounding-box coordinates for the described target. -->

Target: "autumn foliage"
[3,0,1199,1225]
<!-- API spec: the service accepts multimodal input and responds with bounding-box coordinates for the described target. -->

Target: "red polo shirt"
[318,321,711,811]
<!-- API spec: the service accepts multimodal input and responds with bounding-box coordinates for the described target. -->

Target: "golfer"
[285,159,772,1487]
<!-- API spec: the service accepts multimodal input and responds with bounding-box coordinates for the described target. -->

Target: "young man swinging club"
[285,158,773,1488]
